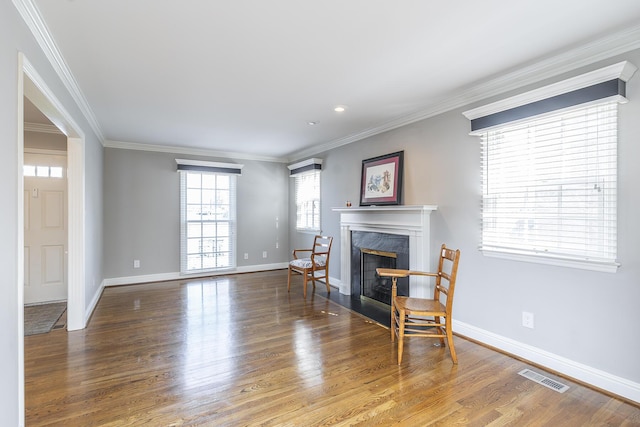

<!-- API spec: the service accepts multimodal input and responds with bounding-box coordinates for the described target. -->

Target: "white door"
[24,152,68,304]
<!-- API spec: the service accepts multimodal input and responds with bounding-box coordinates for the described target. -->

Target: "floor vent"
[518,369,570,393]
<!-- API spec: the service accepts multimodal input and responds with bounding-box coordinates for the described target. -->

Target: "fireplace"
[361,248,408,306]
[333,205,437,299]
[351,231,409,304]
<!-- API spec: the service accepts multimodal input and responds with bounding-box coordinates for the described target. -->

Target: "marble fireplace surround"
[332,205,438,299]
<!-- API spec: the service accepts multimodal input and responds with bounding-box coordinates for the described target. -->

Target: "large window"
[178,160,241,274]
[464,62,634,272]
[480,102,617,268]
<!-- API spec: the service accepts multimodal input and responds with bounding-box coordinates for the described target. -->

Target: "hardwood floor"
[25,270,639,426]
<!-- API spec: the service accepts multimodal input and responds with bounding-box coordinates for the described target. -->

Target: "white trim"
[105,139,286,163]
[453,320,640,404]
[24,148,67,156]
[462,61,637,120]
[85,279,105,325]
[20,54,87,333]
[481,249,620,273]
[13,0,104,142]
[24,122,63,134]
[175,158,244,170]
[16,52,26,427]
[103,263,289,287]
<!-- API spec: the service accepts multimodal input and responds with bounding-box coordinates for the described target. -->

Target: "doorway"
[18,53,87,421]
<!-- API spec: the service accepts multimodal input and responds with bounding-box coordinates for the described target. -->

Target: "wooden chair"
[377,244,461,364]
[287,235,333,298]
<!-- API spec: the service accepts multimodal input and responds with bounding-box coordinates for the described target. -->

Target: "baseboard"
[453,319,640,404]
[84,279,105,328]
[103,262,289,287]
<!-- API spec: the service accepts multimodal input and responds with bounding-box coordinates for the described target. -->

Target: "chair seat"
[395,296,445,315]
[289,258,326,269]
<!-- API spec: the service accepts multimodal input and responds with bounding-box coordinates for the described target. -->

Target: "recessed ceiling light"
[334,105,347,113]
[307,121,319,125]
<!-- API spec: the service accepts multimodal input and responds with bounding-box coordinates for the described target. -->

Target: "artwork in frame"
[360,151,404,206]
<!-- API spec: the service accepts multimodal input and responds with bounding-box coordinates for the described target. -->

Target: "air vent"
[518,369,570,393]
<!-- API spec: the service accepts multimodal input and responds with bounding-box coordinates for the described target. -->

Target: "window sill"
[296,228,321,235]
[481,248,619,273]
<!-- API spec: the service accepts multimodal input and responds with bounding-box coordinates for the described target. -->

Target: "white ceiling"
[26,0,640,161]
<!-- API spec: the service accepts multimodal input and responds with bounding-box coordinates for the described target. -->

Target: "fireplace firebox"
[361,248,398,306]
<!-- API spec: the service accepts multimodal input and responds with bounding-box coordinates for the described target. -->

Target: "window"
[289,158,322,232]
[463,61,635,272]
[295,170,321,231]
[177,159,243,274]
[23,164,64,178]
[480,102,617,268]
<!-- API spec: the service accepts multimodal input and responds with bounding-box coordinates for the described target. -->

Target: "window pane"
[24,165,36,176]
[36,166,49,177]
[50,166,63,178]
[187,223,201,238]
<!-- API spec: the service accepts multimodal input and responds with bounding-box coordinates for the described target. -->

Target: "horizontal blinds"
[481,101,617,262]
[295,170,320,231]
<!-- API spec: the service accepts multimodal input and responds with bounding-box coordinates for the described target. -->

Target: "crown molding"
[13,0,104,142]
[23,122,63,134]
[289,23,640,162]
[103,140,287,163]
[462,61,637,120]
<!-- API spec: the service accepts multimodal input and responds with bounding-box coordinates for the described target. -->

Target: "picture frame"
[360,151,404,206]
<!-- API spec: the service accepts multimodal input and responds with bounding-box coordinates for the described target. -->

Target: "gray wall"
[291,52,640,391]
[104,148,289,279]
[1,2,104,424]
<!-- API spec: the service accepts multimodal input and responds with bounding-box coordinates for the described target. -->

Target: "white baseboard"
[84,279,105,327]
[453,319,640,404]
[103,262,289,287]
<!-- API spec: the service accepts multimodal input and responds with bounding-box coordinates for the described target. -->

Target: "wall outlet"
[244,253,249,260]
[133,259,140,269]
[522,311,534,329]
[262,251,267,258]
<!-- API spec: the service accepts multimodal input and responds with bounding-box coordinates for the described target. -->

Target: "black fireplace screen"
[361,249,408,305]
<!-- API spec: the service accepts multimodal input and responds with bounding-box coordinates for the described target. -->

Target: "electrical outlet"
[522,311,534,329]
[244,253,248,260]
[133,259,140,269]
[262,251,267,258]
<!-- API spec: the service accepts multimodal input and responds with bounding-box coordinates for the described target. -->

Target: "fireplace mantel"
[332,205,437,297]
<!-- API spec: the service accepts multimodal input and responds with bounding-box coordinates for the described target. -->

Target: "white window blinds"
[480,101,618,269]
[295,170,321,232]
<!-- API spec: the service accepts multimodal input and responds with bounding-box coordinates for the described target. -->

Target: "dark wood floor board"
[25,270,640,426]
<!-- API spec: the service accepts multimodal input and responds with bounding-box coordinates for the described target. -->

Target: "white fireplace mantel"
[332,205,437,297]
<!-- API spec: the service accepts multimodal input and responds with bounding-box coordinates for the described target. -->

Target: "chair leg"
[397,309,405,365]
[324,273,331,294]
[445,319,458,364]
[435,316,446,347]
[287,267,292,293]
[302,269,308,298]
[390,300,396,342]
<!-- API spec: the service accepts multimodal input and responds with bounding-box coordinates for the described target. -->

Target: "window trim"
[463,62,637,273]
[177,160,240,275]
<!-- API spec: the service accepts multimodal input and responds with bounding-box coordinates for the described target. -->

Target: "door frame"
[17,53,86,419]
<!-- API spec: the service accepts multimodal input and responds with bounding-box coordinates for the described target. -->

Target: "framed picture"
[360,151,404,206]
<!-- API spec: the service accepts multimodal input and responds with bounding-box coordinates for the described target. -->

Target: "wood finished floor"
[25,270,640,426]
